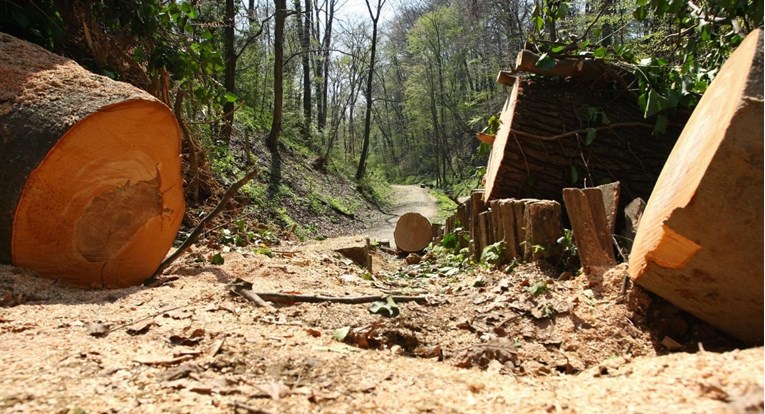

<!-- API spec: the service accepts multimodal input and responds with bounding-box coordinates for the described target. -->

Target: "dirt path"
[365,184,439,247]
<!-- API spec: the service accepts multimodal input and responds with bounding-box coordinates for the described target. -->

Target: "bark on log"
[562,187,617,275]
[0,33,184,288]
[469,190,487,259]
[394,212,433,253]
[523,200,563,263]
[628,29,764,345]
[513,50,610,82]
[482,62,685,211]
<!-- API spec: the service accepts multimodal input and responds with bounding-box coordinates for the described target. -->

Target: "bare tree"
[355,0,387,180]
[267,0,288,152]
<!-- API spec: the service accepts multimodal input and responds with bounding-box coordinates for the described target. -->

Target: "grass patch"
[430,188,458,225]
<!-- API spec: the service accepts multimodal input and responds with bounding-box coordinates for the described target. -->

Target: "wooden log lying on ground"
[629,29,764,345]
[0,33,184,288]
[394,212,432,253]
[482,50,686,210]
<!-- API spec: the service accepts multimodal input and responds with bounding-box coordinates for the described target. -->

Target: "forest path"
[365,184,439,247]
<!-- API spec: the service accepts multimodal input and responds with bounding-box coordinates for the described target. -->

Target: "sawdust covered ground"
[0,237,762,413]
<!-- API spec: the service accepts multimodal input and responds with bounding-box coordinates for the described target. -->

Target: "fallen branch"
[228,277,429,305]
[510,122,654,142]
[253,292,429,305]
[151,168,259,278]
[230,285,276,310]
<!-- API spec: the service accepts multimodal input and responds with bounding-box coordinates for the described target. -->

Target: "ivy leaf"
[593,46,607,58]
[333,326,351,342]
[368,297,399,318]
[210,253,225,265]
[551,45,566,53]
[224,92,239,103]
[653,115,668,135]
[535,53,557,70]
[585,128,597,146]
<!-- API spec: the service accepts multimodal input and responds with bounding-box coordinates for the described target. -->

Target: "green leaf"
[571,165,579,184]
[551,45,566,53]
[535,53,557,70]
[224,92,239,103]
[585,128,597,146]
[210,253,225,265]
[653,115,668,135]
[644,89,662,117]
[333,326,351,342]
[593,46,607,58]
[368,297,399,318]
[528,280,548,296]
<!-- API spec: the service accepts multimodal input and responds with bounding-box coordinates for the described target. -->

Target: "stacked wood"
[562,183,621,275]
[629,29,764,345]
[444,194,563,265]
[482,49,686,210]
[0,33,184,288]
[394,212,433,253]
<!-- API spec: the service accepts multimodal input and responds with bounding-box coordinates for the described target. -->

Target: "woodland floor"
[1,185,763,413]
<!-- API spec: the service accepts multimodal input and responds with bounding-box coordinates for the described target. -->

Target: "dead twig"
[228,277,429,306]
[151,168,259,278]
[230,285,276,310]
[253,292,429,305]
[510,122,654,142]
[105,305,188,335]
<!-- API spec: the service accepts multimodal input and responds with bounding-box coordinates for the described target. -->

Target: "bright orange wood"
[12,100,184,288]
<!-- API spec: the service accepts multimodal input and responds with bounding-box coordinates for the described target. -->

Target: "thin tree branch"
[151,168,259,277]
[252,292,430,305]
[510,122,654,142]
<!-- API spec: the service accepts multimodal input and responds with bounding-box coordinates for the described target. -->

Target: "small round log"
[394,212,433,253]
[0,33,184,288]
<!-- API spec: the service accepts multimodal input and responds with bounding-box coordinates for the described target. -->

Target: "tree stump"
[394,212,433,253]
[0,33,184,288]
[629,29,764,345]
[523,200,563,263]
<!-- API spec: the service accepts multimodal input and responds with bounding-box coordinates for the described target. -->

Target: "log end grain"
[394,212,433,253]
[628,29,764,345]
[11,100,184,288]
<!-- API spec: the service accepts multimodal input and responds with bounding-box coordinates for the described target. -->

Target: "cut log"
[469,190,487,259]
[628,29,764,345]
[598,181,621,236]
[482,51,686,210]
[562,187,617,275]
[512,50,610,82]
[394,212,433,253]
[523,200,563,263]
[0,33,184,288]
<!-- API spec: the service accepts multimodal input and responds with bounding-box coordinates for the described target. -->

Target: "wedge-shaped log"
[629,29,764,345]
[0,33,184,288]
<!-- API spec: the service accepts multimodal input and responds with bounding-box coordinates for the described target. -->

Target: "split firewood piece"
[0,33,184,288]
[394,212,433,253]
[469,190,487,259]
[562,187,616,275]
[629,29,764,345]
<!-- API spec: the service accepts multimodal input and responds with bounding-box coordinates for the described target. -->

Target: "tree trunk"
[482,68,686,210]
[355,0,385,180]
[222,0,236,143]
[301,0,312,136]
[0,33,184,288]
[267,0,288,152]
[629,29,764,345]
